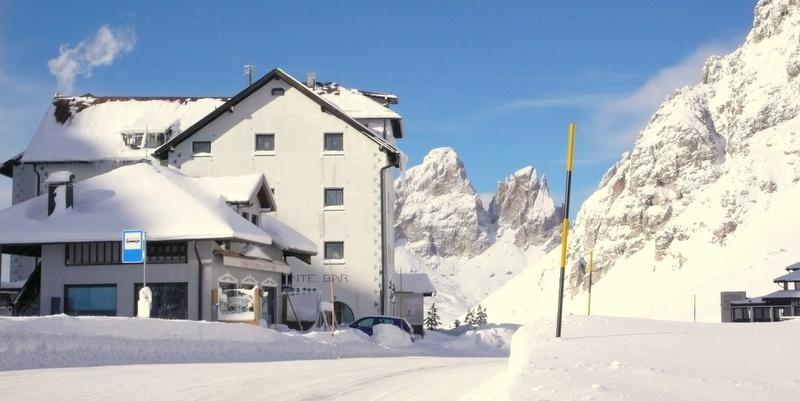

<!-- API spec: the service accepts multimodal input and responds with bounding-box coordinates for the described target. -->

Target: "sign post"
[122,230,150,318]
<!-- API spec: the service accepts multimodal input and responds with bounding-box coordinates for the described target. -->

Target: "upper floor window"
[324,133,343,152]
[324,241,344,261]
[122,131,166,150]
[192,141,211,155]
[65,241,187,265]
[271,87,285,96]
[250,214,259,226]
[324,188,344,207]
[255,134,275,152]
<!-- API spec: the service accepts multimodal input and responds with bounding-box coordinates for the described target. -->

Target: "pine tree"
[475,305,488,326]
[453,319,461,328]
[464,308,475,325]
[424,303,441,331]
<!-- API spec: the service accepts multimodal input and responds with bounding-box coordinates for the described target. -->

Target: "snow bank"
[0,315,513,371]
[371,324,413,348]
[467,316,800,401]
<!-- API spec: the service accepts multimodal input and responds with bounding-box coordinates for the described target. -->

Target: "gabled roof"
[21,95,226,163]
[153,68,400,164]
[0,163,272,246]
[0,153,22,178]
[260,213,317,256]
[774,269,800,283]
[191,173,277,211]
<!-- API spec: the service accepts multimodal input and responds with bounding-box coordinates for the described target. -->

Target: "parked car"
[348,315,414,337]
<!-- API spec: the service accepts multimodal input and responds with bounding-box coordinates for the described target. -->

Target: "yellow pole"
[555,122,576,338]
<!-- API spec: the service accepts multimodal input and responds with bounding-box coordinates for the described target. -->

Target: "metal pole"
[693,294,697,322]
[142,231,147,287]
[587,249,593,316]
[556,122,576,338]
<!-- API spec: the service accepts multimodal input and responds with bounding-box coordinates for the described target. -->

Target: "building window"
[251,214,259,226]
[192,141,211,155]
[324,133,344,152]
[324,241,344,261]
[324,188,344,207]
[64,285,117,316]
[146,241,188,264]
[271,87,285,96]
[134,283,188,319]
[733,308,749,322]
[753,307,771,322]
[334,301,355,324]
[66,242,121,265]
[255,134,275,151]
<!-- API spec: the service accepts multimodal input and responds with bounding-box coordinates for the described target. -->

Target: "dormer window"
[192,141,211,155]
[271,88,285,96]
[122,130,166,149]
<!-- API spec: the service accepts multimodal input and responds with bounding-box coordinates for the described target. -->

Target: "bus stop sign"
[122,230,145,264]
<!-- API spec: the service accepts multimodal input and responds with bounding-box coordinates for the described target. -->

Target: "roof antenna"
[244,64,255,86]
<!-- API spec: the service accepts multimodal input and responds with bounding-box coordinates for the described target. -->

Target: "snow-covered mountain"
[394,148,561,322]
[480,0,800,323]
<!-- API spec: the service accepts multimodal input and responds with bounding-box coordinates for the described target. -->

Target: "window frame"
[323,132,344,153]
[323,188,344,209]
[64,284,117,316]
[254,133,276,154]
[324,241,345,263]
[192,141,212,156]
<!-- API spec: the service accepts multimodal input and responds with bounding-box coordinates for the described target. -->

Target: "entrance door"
[261,286,276,324]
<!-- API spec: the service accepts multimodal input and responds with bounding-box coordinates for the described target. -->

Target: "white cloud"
[48,25,136,92]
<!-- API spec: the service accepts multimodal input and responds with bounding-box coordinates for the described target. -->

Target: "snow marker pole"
[556,122,576,338]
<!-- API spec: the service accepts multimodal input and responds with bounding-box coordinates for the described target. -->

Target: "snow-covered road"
[0,357,506,401]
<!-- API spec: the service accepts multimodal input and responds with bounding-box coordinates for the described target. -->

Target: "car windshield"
[356,318,374,328]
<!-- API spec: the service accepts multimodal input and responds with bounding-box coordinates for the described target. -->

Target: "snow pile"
[0,315,512,371]
[422,324,519,355]
[370,324,413,348]
[466,316,800,401]
[476,0,800,323]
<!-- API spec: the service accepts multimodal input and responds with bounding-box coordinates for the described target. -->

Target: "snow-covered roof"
[774,269,800,282]
[0,163,271,245]
[191,174,276,210]
[22,96,226,162]
[260,213,317,255]
[316,84,401,120]
[395,273,436,295]
[762,290,800,300]
[785,262,800,271]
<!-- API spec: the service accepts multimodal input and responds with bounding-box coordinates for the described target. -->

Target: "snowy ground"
[0,357,505,401]
[465,315,800,401]
[0,315,516,371]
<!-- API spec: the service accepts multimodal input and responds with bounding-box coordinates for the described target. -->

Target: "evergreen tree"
[453,319,461,328]
[424,303,441,331]
[475,305,488,326]
[464,308,475,325]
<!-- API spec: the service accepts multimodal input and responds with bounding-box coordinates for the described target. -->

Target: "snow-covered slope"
[466,316,800,401]
[394,148,560,323]
[480,0,800,323]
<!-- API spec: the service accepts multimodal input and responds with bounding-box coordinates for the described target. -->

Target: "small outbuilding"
[725,262,800,322]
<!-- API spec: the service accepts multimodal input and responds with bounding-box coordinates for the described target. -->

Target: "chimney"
[306,71,316,88]
[46,171,75,216]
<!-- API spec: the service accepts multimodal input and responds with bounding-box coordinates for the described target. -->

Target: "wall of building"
[39,242,201,318]
[169,79,396,319]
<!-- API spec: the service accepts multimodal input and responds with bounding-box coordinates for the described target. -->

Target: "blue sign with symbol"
[122,230,145,264]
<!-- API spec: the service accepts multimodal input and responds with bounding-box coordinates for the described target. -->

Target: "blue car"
[348,315,414,337]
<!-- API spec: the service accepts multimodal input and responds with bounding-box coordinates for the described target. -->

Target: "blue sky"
[0,1,757,211]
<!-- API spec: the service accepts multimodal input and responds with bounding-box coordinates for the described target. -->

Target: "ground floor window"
[335,301,355,325]
[733,307,749,322]
[261,286,277,324]
[773,306,791,321]
[64,284,117,316]
[135,283,188,319]
[753,307,771,322]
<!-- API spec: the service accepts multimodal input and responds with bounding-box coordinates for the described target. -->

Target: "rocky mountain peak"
[489,166,561,248]
[394,147,491,257]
